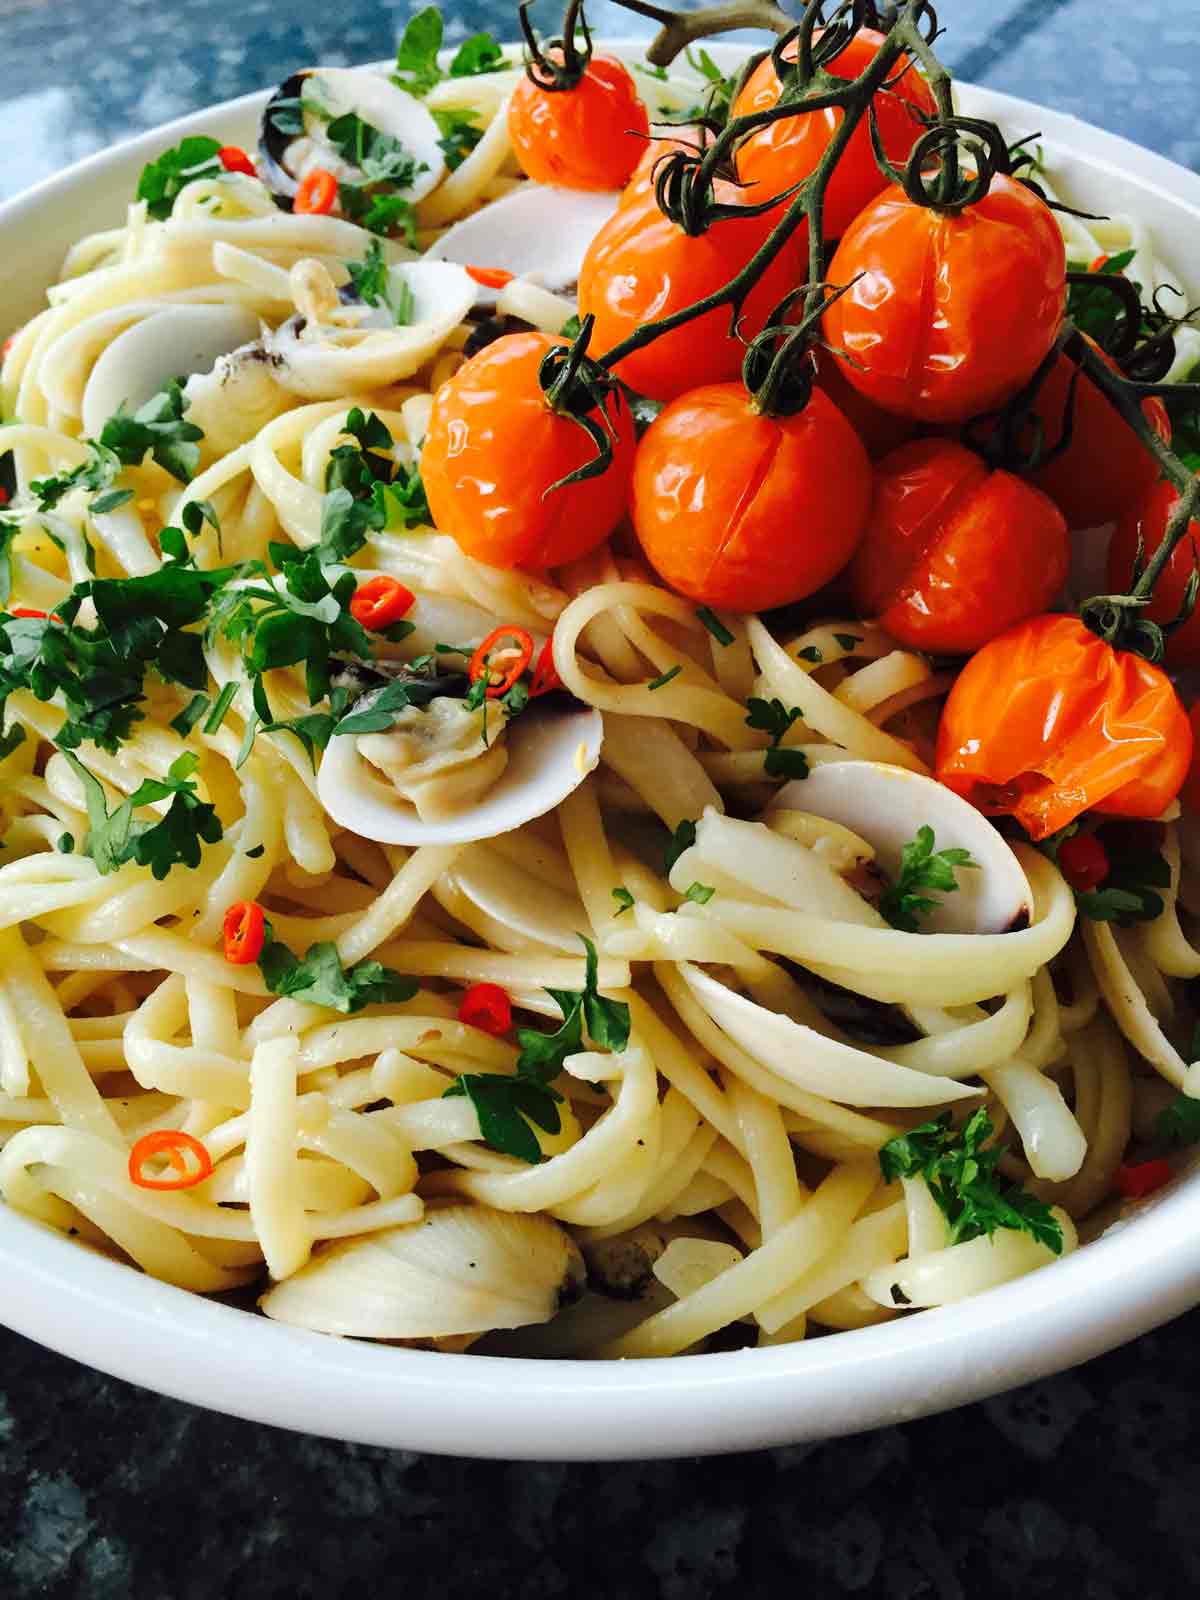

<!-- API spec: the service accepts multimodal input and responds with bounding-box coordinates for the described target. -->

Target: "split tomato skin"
[1026,345,1171,529]
[733,29,936,240]
[578,186,801,403]
[508,56,649,190]
[822,175,1067,424]
[1106,476,1200,667]
[422,331,636,572]
[935,612,1192,841]
[630,382,872,612]
[851,439,1069,654]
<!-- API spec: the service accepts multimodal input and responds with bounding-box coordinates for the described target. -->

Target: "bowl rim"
[3,43,1200,1459]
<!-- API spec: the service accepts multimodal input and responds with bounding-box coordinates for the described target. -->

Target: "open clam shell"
[770,760,1033,934]
[317,693,603,846]
[81,304,261,436]
[679,962,982,1108]
[426,182,621,297]
[259,67,446,210]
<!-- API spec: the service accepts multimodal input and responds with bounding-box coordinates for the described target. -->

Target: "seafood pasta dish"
[3,0,1200,1361]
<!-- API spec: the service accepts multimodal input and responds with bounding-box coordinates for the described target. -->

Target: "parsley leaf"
[695,606,734,646]
[65,749,223,879]
[878,825,979,933]
[444,1073,564,1165]
[746,696,808,780]
[332,675,449,736]
[611,886,635,916]
[449,32,505,77]
[1156,1093,1200,1149]
[764,747,810,780]
[664,819,697,876]
[325,112,425,190]
[834,633,863,652]
[98,380,204,484]
[432,109,484,171]
[1074,849,1171,925]
[136,136,224,220]
[346,238,414,325]
[797,646,823,664]
[393,6,446,95]
[258,931,418,1013]
[1067,248,1140,344]
[31,441,123,513]
[879,1109,1063,1255]
[684,881,715,905]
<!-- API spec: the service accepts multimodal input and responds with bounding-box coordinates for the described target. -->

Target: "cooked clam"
[259,1201,585,1342]
[427,182,621,296]
[80,304,262,437]
[771,760,1033,934]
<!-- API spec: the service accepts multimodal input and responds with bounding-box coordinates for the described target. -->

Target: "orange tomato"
[1025,344,1171,529]
[822,175,1066,423]
[620,130,711,209]
[508,55,649,191]
[935,612,1191,840]
[1182,702,1200,814]
[630,383,872,611]
[850,439,1069,653]
[422,332,635,571]
[578,186,801,402]
[814,349,916,459]
[1107,475,1200,666]
[733,29,935,240]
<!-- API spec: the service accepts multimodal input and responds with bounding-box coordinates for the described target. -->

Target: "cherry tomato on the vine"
[1106,475,1200,667]
[578,183,802,402]
[935,612,1192,840]
[733,28,936,240]
[508,54,649,191]
[1024,342,1171,530]
[421,331,635,572]
[822,175,1066,423]
[631,382,872,612]
[850,439,1069,654]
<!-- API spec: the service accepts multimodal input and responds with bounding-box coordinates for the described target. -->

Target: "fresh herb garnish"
[878,825,978,933]
[432,110,484,171]
[611,886,635,916]
[798,646,823,664]
[1156,1092,1200,1149]
[1067,248,1140,344]
[560,314,582,340]
[1075,849,1171,924]
[96,380,204,485]
[326,112,425,190]
[669,48,739,129]
[684,881,715,905]
[763,747,810,780]
[664,819,697,875]
[346,239,414,325]
[450,31,506,77]
[394,8,505,96]
[64,749,223,880]
[319,408,429,545]
[695,606,734,646]
[137,136,224,219]
[834,633,863,652]
[648,664,682,690]
[746,696,808,780]
[170,693,211,737]
[258,927,418,1013]
[331,675,448,736]
[879,1108,1063,1254]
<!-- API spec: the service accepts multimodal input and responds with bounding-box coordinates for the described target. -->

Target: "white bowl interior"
[3,43,1200,1458]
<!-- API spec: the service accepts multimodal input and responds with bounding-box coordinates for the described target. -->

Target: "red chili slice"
[223,900,266,965]
[468,625,535,699]
[458,983,513,1036]
[350,576,416,631]
[128,1130,214,1191]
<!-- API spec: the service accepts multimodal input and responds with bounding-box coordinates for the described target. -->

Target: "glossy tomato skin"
[1106,476,1200,667]
[422,332,635,571]
[508,57,649,190]
[851,439,1069,653]
[823,175,1067,424]
[631,383,872,611]
[733,29,935,240]
[578,186,801,402]
[1027,345,1171,529]
[935,613,1192,840]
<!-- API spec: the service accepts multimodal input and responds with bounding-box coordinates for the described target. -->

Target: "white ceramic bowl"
[3,44,1200,1460]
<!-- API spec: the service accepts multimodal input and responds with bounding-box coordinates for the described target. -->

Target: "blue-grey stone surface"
[2,0,1199,1593]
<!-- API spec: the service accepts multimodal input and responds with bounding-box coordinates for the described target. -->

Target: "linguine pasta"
[0,44,1194,1363]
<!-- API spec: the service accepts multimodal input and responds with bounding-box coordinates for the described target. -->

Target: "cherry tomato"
[1106,476,1200,666]
[823,175,1066,423]
[508,54,649,191]
[578,184,801,402]
[935,613,1192,840]
[1020,343,1171,529]
[1056,832,1110,893]
[850,439,1069,653]
[620,131,710,210]
[733,29,935,240]
[631,383,871,611]
[813,349,915,459]
[421,331,635,571]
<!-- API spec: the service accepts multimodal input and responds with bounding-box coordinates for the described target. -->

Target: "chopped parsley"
[320,407,429,544]
[331,675,449,736]
[432,110,484,172]
[648,664,682,690]
[1156,1092,1200,1149]
[695,606,733,647]
[664,819,697,876]
[797,646,823,664]
[1075,847,1170,925]
[878,825,978,933]
[444,934,629,1164]
[746,696,808,781]
[326,112,426,190]
[834,633,863,653]
[683,882,715,906]
[393,7,506,95]
[136,136,225,219]
[257,927,418,1013]
[611,886,635,916]
[346,239,414,325]
[879,1109,1063,1255]
[64,749,223,880]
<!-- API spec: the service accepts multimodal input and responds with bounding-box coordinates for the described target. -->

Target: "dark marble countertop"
[2,0,1200,1594]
